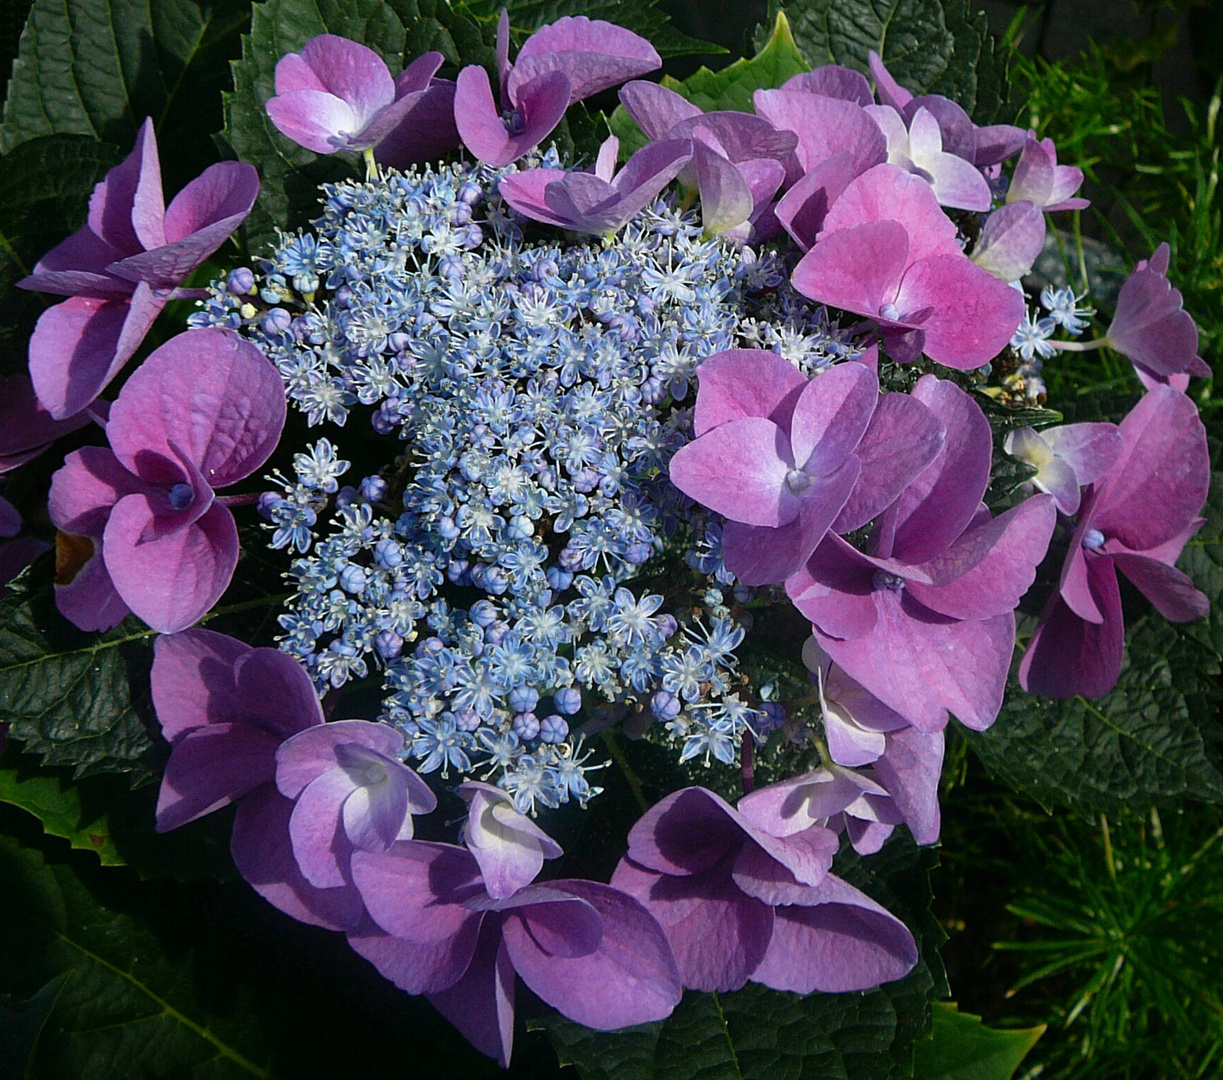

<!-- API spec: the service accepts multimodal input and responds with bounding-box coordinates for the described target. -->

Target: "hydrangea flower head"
[275,719,437,888]
[348,833,682,1065]
[791,164,1024,367]
[787,376,1056,731]
[48,328,285,633]
[266,36,459,164]
[455,12,660,166]
[1020,385,1209,698]
[1102,243,1211,385]
[19,119,259,418]
[611,787,917,994]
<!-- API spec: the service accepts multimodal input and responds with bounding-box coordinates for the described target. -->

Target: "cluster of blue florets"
[195,153,862,811]
[1006,284,1095,400]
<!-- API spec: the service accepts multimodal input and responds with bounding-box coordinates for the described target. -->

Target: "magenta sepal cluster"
[1103,243,1212,386]
[266,35,460,167]
[48,328,285,634]
[149,628,684,1066]
[454,12,661,168]
[611,787,918,995]
[1020,385,1210,699]
[17,118,259,419]
[669,350,944,585]
[788,376,1056,732]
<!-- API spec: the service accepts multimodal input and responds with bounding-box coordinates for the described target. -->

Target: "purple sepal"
[971,200,1047,282]
[1104,244,1210,383]
[1008,135,1088,212]
[0,374,91,473]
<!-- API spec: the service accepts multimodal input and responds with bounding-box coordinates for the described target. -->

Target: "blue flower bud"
[374,538,403,569]
[512,712,540,740]
[553,687,581,715]
[509,685,538,713]
[227,267,256,295]
[539,715,569,744]
[651,690,681,722]
[375,630,403,660]
[360,475,389,503]
[339,564,368,594]
[470,599,499,628]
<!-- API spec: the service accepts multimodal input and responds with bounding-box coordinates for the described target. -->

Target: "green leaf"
[0,744,124,865]
[969,611,1223,815]
[0,835,270,1079]
[610,10,808,160]
[0,974,70,1080]
[760,0,1011,123]
[0,0,249,185]
[0,565,157,783]
[912,1003,1043,1080]
[541,834,944,1080]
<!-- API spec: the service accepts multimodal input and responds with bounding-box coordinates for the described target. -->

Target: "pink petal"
[266,90,363,154]
[1041,422,1122,487]
[395,51,445,96]
[821,163,960,263]
[427,926,517,1067]
[455,65,570,167]
[107,327,285,487]
[972,200,1047,282]
[887,376,993,565]
[88,117,165,254]
[834,391,945,533]
[721,463,860,585]
[48,446,139,536]
[103,498,238,632]
[1019,557,1124,698]
[875,727,943,845]
[510,16,660,103]
[893,253,1026,368]
[789,361,876,474]
[20,226,130,296]
[0,375,91,465]
[297,34,395,122]
[231,784,364,931]
[692,349,808,436]
[869,52,912,111]
[774,151,857,251]
[1112,552,1209,622]
[906,494,1056,618]
[506,879,681,1028]
[619,79,702,140]
[786,535,879,641]
[791,220,910,318]
[753,89,887,180]
[781,66,874,106]
[373,82,461,169]
[669,416,797,527]
[347,914,482,995]
[750,877,917,993]
[276,719,406,796]
[290,766,357,888]
[496,167,573,228]
[53,538,130,632]
[818,600,1014,732]
[274,51,327,94]
[29,286,165,419]
[151,627,252,742]
[692,139,753,234]
[610,856,772,993]
[155,722,282,831]
[233,646,327,740]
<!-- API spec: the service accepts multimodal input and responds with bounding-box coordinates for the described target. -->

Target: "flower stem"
[601,730,650,815]
[740,735,755,795]
[1050,337,1108,352]
[215,492,263,508]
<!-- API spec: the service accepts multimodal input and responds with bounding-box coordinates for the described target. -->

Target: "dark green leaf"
[969,612,1223,815]
[542,834,943,1080]
[0,0,249,188]
[0,974,69,1080]
[759,0,1011,123]
[0,565,157,782]
[0,743,124,865]
[911,1003,1044,1080]
[0,835,269,1079]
